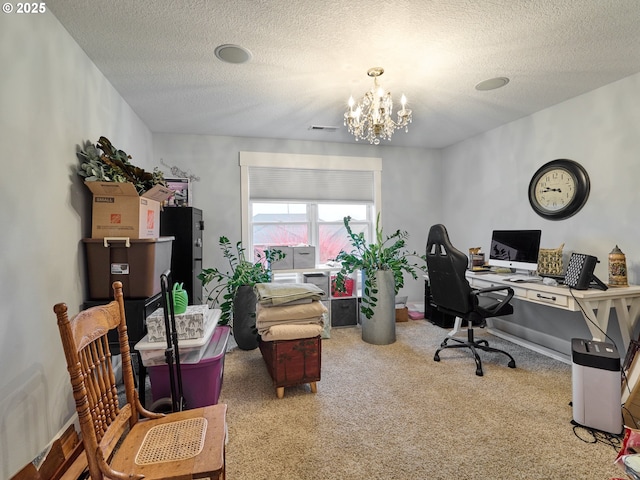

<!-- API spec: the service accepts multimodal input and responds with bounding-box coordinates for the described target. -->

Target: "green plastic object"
[172,282,188,315]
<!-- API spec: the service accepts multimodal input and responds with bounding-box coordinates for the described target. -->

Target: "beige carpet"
[219,320,623,479]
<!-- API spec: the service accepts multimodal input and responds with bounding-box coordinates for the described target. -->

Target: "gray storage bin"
[293,246,316,269]
[331,297,358,327]
[303,272,330,295]
[270,246,294,270]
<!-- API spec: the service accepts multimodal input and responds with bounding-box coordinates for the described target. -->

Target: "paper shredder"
[571,338,621,434]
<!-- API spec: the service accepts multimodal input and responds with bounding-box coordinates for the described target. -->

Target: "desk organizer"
[259,336,321,399]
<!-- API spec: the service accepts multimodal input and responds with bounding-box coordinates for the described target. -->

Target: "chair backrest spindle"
[54,282,134,480]
[55,280,227,480]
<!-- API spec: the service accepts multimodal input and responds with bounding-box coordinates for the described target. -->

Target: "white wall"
[151,134,442,301]
[0,12,153,477]
[440,72,640,355]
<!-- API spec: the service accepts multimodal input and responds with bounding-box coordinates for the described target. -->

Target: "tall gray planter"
[361,270,396,345]
[233,285,259,350]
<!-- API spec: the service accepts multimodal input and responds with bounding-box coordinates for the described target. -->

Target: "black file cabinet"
[160,207,204,305]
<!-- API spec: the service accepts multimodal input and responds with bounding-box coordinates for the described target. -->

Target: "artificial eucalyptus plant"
[77,136,166,194]
[198,236,285,325]
[333,214,426,319]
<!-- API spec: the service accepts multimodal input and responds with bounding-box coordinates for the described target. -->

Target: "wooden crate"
[259,336,321,398]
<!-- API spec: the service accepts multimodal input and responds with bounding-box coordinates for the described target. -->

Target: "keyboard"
[506,274,543,283]
[540,273,565,281]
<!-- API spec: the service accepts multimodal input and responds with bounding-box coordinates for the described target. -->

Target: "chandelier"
[344,67,412,145]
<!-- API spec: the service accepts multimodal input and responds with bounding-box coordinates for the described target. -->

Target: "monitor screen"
[488,230,542,272]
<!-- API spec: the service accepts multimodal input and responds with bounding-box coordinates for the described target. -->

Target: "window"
[240,152,381,266]
[252,202,371,264]
[317,204,368,263]
[252,202,309,258]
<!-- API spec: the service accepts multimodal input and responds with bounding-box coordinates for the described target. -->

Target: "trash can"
[571,338,621,434]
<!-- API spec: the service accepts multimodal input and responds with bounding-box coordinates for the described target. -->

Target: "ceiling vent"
[309,125,338,132]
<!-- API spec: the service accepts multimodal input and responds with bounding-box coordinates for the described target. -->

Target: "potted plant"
[198,237,285,350]
[333,214,425,345]
[77,136,166,194]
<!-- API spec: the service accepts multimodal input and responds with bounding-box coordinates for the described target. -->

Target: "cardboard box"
[395,306,409,322]
[85,181,172,239]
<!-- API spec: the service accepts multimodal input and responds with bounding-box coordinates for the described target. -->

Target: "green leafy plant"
[77,136,166,194]
[197,237,285,325]
[333,214,426,319]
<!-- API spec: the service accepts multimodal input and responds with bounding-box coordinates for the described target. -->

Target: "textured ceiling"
[48,0,640,149]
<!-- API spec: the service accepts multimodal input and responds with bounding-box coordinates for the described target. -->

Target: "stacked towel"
[255,282,324,305]
[255,283,327,341]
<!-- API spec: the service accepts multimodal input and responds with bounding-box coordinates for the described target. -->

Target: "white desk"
[466,271,640,352]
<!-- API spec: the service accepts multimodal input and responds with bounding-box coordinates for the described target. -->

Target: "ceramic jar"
[608,245,628,287]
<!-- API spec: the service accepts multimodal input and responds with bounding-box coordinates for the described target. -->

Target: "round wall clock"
[528,159,590,220]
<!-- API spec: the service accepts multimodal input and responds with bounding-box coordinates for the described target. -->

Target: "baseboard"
[487,319,571,364]
[34,414,79,468]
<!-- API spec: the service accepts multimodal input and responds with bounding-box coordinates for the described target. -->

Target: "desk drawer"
[470,278,495,290]
[526,289,569,307]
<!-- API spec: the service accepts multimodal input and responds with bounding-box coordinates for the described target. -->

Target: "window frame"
[240,152,382,264]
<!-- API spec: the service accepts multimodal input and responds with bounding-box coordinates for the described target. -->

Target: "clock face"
[533,167,576,212]
[528,159,590,220]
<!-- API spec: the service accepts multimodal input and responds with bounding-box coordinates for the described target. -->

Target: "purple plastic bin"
[148,325,230,408]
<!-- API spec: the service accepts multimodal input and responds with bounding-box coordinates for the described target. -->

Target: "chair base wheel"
[433,338,516,376]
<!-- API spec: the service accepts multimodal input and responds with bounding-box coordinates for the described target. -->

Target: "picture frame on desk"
[164,177,191,207]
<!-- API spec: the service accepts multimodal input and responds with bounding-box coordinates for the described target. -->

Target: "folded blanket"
[255,282,324,306]
[257,315,323,332]
[256,301,327,323]
[260,323,324,342]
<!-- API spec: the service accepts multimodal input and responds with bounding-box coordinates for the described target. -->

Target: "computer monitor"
[488,230,542,273]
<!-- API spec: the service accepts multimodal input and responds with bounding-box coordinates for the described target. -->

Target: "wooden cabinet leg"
[276,387,284,399]
[310,382,317,393]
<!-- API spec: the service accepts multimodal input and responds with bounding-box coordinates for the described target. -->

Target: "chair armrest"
[476,285,514,296]
[473,285,515,315]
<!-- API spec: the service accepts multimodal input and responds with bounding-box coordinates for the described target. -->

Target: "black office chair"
[426,224,516,376]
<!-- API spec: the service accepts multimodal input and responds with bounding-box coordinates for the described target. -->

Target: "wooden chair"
[54,281,226,480]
